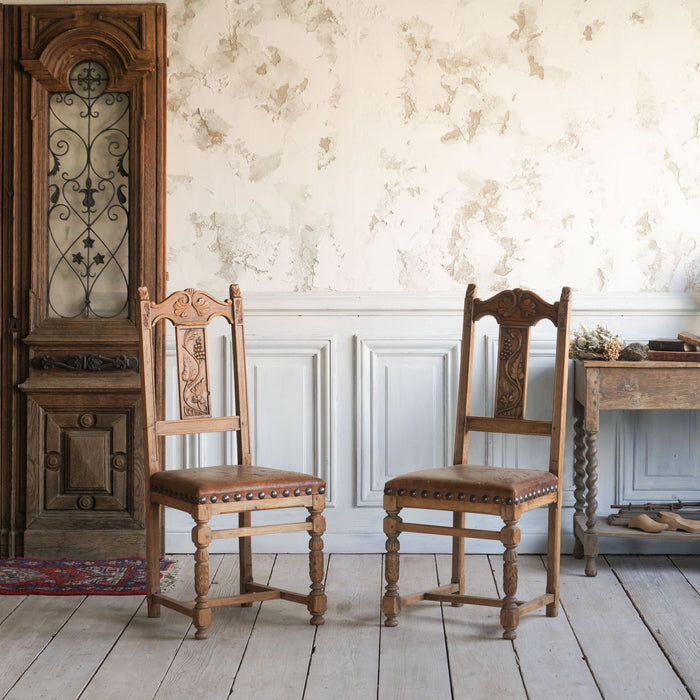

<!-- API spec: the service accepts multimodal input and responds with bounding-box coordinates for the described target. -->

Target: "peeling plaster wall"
[163,0,700,294]
[20,0,700,294]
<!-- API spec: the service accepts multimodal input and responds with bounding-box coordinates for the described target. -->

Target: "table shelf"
[574,513,700,542]
[572,360,700,577]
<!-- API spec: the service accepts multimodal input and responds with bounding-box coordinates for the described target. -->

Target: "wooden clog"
[655,511,700,534]
[627,514,669,533]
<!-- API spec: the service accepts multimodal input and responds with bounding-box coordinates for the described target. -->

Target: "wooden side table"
[573,360,700,576]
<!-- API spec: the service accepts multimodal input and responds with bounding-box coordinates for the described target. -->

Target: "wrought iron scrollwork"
[32,354,138,371]
[47,60,130,319]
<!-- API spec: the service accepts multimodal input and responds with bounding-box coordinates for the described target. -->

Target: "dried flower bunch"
[569,324,624,361]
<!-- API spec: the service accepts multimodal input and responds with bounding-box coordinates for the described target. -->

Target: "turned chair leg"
[382,504,402,626]
[192,519,213,640]
[306,496,327,625]
[500,519,521,640]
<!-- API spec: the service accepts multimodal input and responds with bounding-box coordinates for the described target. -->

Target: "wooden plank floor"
[0,554,698,699]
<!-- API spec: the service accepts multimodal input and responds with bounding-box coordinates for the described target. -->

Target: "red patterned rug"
[0,557,175,595]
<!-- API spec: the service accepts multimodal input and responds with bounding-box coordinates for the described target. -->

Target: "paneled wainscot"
[162,291,700,555]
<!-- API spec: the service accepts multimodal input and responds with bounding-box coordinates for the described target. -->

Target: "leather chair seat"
[385,465,557,506]
[151,465,326,505]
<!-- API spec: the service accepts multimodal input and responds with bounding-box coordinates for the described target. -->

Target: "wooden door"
[1,4,166,558]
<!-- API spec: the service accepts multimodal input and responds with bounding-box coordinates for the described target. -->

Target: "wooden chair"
[382,285,571,639]
[138,285,326,639]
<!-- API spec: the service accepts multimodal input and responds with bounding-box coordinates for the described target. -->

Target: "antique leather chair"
[138,285,326,639]
[382,285,571,639]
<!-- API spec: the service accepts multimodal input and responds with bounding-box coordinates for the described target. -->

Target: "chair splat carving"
[175,326,210,418]
[495,324,530,418]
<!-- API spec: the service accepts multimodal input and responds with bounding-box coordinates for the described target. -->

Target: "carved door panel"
[1,4,166,557]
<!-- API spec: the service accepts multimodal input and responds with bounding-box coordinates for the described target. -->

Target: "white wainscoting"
[163,290,700,556]
[355,337,461,506]
[617,410,700,502]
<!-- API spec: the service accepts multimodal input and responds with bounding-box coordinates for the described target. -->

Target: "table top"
[577,360,700,369]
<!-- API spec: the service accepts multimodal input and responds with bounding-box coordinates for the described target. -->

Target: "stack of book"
[647,332,700,361]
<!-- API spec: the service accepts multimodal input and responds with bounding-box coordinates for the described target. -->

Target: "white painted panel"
[246,338,333,503]
[252,362,308,468]
[385,362,443,477]
[618,410,700,502]
[166,336,332,487]
[356,337,460,506]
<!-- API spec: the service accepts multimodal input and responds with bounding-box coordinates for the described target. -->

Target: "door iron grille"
[47,60,130,319]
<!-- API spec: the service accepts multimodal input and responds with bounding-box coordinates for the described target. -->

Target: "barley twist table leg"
[584,430,599,577]
[573,403,586,559]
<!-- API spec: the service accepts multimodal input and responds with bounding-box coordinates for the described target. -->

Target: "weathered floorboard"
[81,554,198,700]
[304,554,383,700]
[0,594,24,621]
[155,554,276,700]
[378,553,453,700]
[607,554,700,697]
[510,554,602,699]
[0,554,695,700]
[229,554,322,700]
[671,554,700,592]
[436,554,528,700]
[0,595,83,698]
[5,595,143,699]
[558,555,689,698]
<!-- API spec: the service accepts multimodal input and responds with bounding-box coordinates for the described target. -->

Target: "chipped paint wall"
[164,0,700,295]
[20,0,699,294]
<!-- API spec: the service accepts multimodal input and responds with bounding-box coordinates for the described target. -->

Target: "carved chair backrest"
[138,285,252,478]
[453,285,571,477]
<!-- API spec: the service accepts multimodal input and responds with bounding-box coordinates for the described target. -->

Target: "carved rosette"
[173,288,210,320]
[112,452,127,472]
[79,413,96,428]
[77,495,96,510]
[475,287,558,327]
[45,451,61,470]
[495,290,538,322]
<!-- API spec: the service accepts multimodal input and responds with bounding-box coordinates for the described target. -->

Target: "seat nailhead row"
[204,485,325,504]
[383,484,557,505]
[152,485,325,505]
